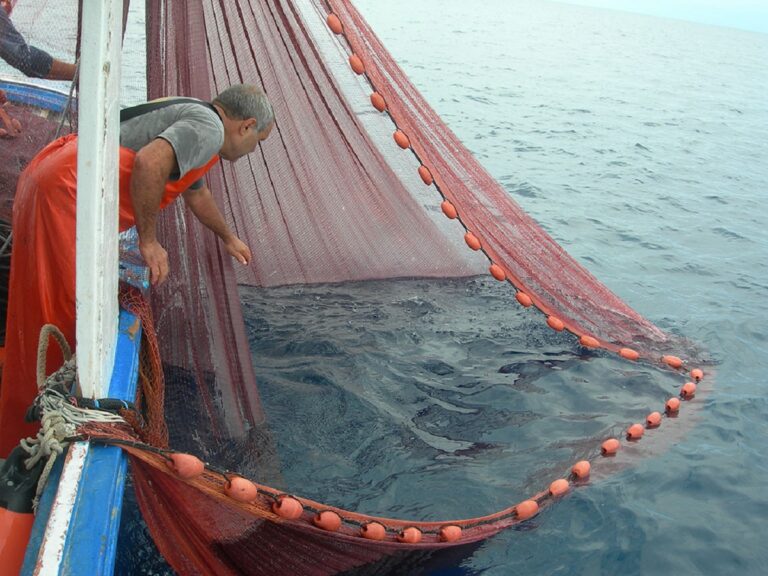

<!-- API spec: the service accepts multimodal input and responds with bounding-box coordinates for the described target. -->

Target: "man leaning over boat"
[0,84,275,455]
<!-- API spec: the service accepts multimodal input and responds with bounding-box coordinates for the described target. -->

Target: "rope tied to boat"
[19,324,129,510]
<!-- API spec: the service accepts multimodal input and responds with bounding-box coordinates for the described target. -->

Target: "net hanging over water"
[0,1,709,575]
[122,1,709,574]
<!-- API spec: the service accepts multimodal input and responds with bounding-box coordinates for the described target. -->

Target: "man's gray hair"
[214,84,274,132]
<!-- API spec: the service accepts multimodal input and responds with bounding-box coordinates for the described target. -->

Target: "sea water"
[117,1,768,574]
[342,2,768,574]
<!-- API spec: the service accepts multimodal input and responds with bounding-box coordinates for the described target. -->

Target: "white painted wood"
[29,3,126,575]
[76,0,123,399]
[33,442,90,576]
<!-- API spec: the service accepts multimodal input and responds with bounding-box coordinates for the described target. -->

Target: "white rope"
[20,387,128,510]
[19,325,128,510]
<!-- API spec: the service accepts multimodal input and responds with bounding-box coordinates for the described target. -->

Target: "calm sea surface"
[118,1,768,575]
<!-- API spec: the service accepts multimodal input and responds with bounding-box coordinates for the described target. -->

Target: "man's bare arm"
[183,185,252,265]
[130,138,176,285]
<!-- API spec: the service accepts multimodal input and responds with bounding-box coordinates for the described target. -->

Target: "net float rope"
[318,0,711,523]
[78,367,705,548]
[85,0,713,551]
[323,5,705,376]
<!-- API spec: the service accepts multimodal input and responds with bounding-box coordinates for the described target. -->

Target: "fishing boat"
[0,1,709,575]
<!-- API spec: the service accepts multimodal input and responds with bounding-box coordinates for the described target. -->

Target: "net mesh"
[0,0,77,404]
[0,0,708,574]
[0,0,79,218]
[128,0,703,574]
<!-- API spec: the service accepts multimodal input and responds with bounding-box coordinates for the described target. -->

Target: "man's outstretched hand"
[140,234,250,286]
[140,239,170,285]
[224,236,252,265]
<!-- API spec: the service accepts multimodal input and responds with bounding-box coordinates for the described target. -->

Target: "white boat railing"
[22,2,128,574]
[75,0,122,400]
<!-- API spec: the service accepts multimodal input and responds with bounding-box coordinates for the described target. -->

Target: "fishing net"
[0,0,709,574]
[111,1,706,574]
[0,0,77,385]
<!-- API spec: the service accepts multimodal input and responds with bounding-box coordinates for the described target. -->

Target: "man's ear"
[242,118,258,133]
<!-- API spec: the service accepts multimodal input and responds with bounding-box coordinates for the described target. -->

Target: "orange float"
[326,14,343,34]
[626,423,645,440]
[515,500,539,521]
[680,381,697,399]
[393,130,410,149]
[0,508,33,576]
[646,411,662,428]
[370,92,386,112]
[546,316,565,331]
[225,477,258,502]
[489,264,506,281]
[601,438,620,455]
[549,478,570,497]
[579,335,600,348]
[665,397,681,414]
[349,54,365,75]
[0,448,37,576]
[619,347,639,361]
[571,460,591,480]
[662,355,683,369]
[167,453,205,479]
[464,232,481,251]
[418,165,433,185]
[272,495,303,519]
[360,521,386,540]
[397,527,422,544]
[515,292,533,307]
[313,510,342,532]
[439,525,462,542]
[691,368,704,381]
[440,200,457,219]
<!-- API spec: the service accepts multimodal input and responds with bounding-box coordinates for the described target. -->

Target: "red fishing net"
[122,1,704,574]
[0,1,708,574]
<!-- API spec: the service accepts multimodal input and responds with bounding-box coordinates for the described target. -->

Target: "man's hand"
[183,186,252,266]
[224,236,252,265]
[139,239,170,285]
[0,107,22,138]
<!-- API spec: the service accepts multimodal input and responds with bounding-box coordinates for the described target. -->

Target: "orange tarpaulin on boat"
[0,134,218,456]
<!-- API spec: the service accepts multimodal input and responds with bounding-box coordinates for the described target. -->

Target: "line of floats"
[100,7,709,548]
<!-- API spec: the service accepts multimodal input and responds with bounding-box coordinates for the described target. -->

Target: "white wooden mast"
[75,0,123,399]
[28,2,124,574]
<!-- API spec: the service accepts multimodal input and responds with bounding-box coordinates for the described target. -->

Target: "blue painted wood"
[0,80,70,111]
[21,309,142,575]
[19,456,64,570]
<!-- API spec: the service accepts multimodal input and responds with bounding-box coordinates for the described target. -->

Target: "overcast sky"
[559,0,768,34]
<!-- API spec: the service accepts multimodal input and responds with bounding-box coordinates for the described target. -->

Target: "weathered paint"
[33,443,89,575]
[23,309,142,575]
[76,0,122,401]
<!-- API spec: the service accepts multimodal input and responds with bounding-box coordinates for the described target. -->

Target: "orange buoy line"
[84,353,706,545]
[325,11,703,378]
[92,367,705,546]
[328,10,557,335]
[323,7,708,386]
[332,9,607,356]
[308,7,712,536]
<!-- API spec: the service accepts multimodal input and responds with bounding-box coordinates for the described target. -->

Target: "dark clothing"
[0,8,53,78]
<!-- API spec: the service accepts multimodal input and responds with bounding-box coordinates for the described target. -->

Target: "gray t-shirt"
[120,100,224,189]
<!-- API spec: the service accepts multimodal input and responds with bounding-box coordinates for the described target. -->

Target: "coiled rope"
[19,324,126,509]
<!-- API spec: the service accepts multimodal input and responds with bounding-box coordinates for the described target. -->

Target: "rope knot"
[18,325,128,510]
